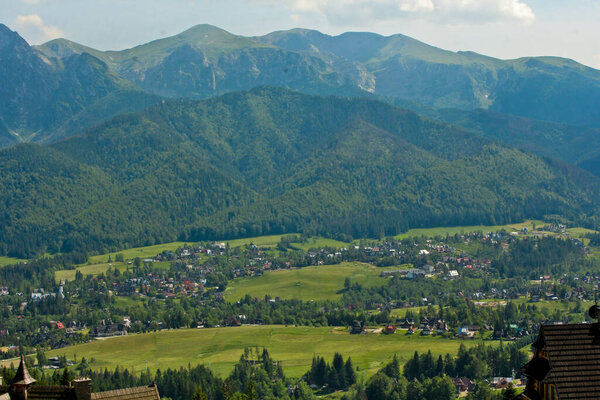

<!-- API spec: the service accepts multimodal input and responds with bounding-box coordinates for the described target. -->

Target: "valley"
[1,17,600,400]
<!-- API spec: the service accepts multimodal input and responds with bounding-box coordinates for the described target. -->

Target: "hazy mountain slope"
[0,118,18,148]
[38,25,349,99]
[1,88,598,257]
[431,108,600,166]
[33,24,600,128]
[260,29,600,127]
[43,89,162,143]
[0,24,161,144]
[0,24,56,136]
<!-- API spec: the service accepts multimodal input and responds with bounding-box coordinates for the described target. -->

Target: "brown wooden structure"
[520,310,600,399]
[0,357,160,400]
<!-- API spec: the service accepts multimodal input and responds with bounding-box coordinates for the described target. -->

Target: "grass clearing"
[86,242,191,265]
[56,262,128,282]
[56,261,171,283]
[46,325,488,378]
[394,220,546,239]
[225,262,387,302]
[290,237,350,251]
[390,306,434,318]
[0,256,27,267]
[225,235,290,248]
[567,227,597,238]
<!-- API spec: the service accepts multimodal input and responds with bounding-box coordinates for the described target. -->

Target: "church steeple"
[11,356,36,386]
[9,355,36,400]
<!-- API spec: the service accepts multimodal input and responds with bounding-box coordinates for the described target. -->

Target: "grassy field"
[56,261,171,282]
[390,306,435,318]
[225,235,289,248]
[394,220,546,239]
[86,242,192,264]
[46,325,487,378]
[82,234,350,265]
[224,262,387,302]
[0,256,27,267]
[289,237,350,251]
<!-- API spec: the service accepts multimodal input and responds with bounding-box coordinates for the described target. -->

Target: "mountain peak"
[180,24,233,36]
[0,23,29,52]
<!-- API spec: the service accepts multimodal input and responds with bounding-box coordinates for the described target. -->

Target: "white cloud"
[592,54,600,70]
[20,0,44,4]
[13,14,64,43]
[268,0,534,27]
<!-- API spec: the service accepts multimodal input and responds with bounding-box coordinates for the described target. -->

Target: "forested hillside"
[3,21,600,183]
[1,88,598,258]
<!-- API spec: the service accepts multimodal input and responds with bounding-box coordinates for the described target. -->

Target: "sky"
[3,0,600,69]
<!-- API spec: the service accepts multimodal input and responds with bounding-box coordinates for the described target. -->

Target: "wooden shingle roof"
[0,385,76,400]
[27,386,77,400]
[11,356,35,386]
[1,383,159,400]
[524,323,600,399]
[91,384,160,400]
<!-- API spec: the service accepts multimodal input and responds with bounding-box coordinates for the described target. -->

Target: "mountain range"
[3,24,600,171]
[1,87,599,258]
[1,24,600,257]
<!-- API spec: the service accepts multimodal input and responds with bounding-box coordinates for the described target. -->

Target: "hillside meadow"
[46,325,488,378]
[0,256,27,267]
[393,219,546,239]
[55,261,171,282]
[224,262,389,302]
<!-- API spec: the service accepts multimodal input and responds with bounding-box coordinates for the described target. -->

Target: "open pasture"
[55,261,171,282]
[86,242,191,265]
[0,256,27,267]
[394,219,546,239]
[225,262,387,302]
[47,325,487,378]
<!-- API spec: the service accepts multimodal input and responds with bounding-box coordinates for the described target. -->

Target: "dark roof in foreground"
[521,323,600,399]
[90,384,160,400]
[0,383,159,400]
[11,356,36,386]
[0,385,77,400]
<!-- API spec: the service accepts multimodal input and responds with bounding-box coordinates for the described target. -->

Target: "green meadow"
[85,242,192,265]
[224,262,387,302]
[55,261,171,282]
[288,237,350,251]
[47,325,486,378]
[225,234,289,248]
[0,256,27,267]
[81,234,348,265]
[394,219,546,239]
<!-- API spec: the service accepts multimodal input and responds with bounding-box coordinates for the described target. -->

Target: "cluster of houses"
[450,377,521,394]
[89,320,128,338]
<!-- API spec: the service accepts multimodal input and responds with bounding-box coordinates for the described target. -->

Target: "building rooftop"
[521,322,600,399]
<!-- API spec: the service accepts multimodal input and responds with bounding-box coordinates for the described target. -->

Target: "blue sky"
[4,0,600,69]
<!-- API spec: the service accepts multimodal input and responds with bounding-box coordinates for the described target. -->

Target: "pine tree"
[60,368,73,386]
[501,383,517,400]
[191,386,208,400]
[344,358,356,386]
[435,355,445,377]
[382,355,400,380]
[245,381,257,400]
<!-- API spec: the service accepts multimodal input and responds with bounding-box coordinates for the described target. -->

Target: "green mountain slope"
[1,88,598,257]
[33,24,600,128]
[37,25,347,99]
[429,108,600,167]
[0,24,162,144]
[259,29,600,127]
